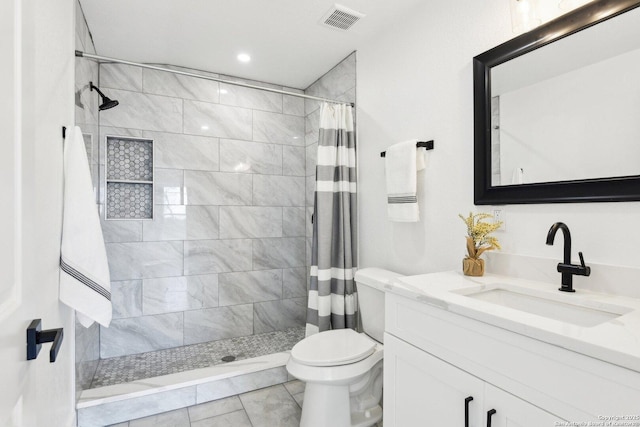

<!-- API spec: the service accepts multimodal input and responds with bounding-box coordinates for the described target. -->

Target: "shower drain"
[221,355,236,362]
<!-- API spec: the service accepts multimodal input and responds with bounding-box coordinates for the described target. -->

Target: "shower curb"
[76,352,291,427]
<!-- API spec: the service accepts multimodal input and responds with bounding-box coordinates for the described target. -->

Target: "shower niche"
[105,135,154,220]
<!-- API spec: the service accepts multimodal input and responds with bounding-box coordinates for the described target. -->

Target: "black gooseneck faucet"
[545,222,591,292]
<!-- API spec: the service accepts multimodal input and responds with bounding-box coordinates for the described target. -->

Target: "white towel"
[59,126,112,328]
[385,139,426,222]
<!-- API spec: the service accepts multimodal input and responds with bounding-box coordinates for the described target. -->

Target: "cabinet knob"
[464,396,474,427]
[487,409,497,427]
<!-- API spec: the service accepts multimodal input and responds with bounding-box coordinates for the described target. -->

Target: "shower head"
[99,98,119,111]
[90,82,119,111]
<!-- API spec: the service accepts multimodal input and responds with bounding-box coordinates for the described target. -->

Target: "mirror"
[474,0,640,204]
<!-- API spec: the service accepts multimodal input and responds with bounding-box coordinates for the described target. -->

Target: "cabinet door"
[384,333,485,427]
[484,383,565,427]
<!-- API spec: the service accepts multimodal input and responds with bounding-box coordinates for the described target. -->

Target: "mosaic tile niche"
[105,136,154,220]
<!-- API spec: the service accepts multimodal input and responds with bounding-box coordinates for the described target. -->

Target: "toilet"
[286,268,402,427]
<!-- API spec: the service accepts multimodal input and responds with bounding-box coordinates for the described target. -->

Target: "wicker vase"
[463,257,485,277]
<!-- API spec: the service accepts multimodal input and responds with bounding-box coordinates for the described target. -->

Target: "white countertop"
[386,271,640,373]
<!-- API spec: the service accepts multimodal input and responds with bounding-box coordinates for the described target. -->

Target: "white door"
[384,333,485,427]
[1,0,75,425]
[484,383,566,427]
[0,0,28,422]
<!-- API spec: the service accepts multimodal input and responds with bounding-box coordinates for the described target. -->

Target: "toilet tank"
[354,268,403,343]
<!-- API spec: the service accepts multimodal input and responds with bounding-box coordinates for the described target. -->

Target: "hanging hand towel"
[59,126,112,328]
[385,139,425,222]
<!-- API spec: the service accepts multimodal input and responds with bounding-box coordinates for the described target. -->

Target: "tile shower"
[97,59,309,361]
[74,0,356,403]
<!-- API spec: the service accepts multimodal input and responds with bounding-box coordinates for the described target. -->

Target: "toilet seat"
[291,329,376,367]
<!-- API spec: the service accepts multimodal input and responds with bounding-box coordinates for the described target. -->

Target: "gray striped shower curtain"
[306,103,357,336]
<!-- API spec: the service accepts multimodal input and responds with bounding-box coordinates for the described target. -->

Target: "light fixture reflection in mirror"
[510,0,541,33]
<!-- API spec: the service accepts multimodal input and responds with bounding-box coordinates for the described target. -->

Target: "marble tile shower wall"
[303,52,357,266]
[74,0,101,398]
[97,63,308,358]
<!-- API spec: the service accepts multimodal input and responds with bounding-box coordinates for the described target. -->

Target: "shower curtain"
[306,103,357,336]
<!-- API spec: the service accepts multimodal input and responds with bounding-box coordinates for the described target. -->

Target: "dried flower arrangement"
[458,212,502,276]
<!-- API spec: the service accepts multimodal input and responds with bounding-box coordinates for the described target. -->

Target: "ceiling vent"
[320,4,365,31]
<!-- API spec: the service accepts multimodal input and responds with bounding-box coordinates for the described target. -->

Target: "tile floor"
[91,327,305,388]
[107,380,305,427]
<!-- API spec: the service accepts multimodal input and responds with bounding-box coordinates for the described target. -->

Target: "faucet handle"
[578,251,586,267]
[578,252,591,276]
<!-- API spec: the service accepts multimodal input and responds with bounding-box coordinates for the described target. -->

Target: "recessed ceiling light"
[237,53,251,63]
[201,125,209,130]
[219,89,228,95]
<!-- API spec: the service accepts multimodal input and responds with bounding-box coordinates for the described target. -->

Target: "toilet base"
[299,383,382,427]
[300,383,350,427]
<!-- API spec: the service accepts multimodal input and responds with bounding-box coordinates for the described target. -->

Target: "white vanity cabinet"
[483,382,563,426]
[384,334,561,426]
[384,333,485,426]
[383,291,640,426]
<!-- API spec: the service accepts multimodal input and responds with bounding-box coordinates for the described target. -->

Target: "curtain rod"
[75,51,354,106]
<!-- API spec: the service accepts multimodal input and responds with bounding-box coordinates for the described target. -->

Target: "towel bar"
[380,140,434,157]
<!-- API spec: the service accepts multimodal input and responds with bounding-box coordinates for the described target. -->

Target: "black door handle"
[487,409,497,427]
[464,396,474,427]
[26,319,64,363]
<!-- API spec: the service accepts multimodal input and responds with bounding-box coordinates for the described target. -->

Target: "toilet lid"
[291,329,377,367]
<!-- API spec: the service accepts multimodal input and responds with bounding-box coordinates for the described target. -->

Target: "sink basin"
[454,286,633,327]
[392,271,640,372]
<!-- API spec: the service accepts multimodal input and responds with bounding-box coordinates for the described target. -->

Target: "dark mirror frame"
[473,0,640,205]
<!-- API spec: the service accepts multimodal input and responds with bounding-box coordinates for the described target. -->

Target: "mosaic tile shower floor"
[90,327,305,389]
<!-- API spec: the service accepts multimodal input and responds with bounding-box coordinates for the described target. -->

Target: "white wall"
[20,0,76,424]
[357,0,640,278]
